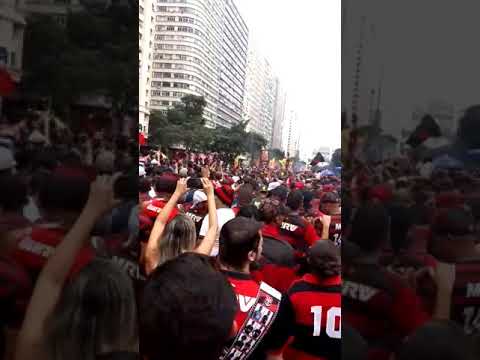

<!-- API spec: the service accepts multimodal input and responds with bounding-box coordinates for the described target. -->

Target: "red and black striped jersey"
[280,214,319,252]
[450,261,480,335]
[265,274,341,360]
[314,213,342,245]
[223,270,260,329]
[343,263,430,360]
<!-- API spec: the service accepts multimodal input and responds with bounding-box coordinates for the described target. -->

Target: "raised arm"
[16,175,120,360]
[195,178,218,256]
[145,178,187,274]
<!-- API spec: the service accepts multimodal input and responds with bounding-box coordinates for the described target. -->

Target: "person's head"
[348,203,389,253]
[286,190,304,212]
[237,183,254,207]
[259,198,286,225]
[154,175,177,198]
[269,185,288,203]
[157,214,197,265]
[141,253,237,360]
[429,208,477,261]
[47,259,138,360]
[237,205,260,220]
[0,174,28,213]
[38,173,90,223]
[139,177,151,194]
[394,321,471,360]
[307,240,341,278]
[214,184,234,207]
[320,191,341,215]
[219,217,263,271]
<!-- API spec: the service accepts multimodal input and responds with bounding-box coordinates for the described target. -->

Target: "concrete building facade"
[149,0,248,128]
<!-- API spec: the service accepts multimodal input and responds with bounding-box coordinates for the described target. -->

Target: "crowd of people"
[341,105,480,360]
[1,108,344,360]
[0,113,139,360]
[138,150,342,359]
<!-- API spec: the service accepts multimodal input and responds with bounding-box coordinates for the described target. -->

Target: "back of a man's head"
[349,202,389,252]
[140,253,237,360]
[219,217,262,269]
[395,321,471,360]
[286,190,304,211]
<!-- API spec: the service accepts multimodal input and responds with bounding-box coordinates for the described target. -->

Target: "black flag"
[406,114,442,148]
[310,152,326,166]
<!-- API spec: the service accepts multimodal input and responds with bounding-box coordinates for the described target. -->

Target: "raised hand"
[201,177,214,197]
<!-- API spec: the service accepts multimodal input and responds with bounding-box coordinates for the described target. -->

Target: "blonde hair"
[158,214,197,265]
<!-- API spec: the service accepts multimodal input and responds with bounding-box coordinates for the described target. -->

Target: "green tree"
[148,95,210,152]
[21,3,137,118]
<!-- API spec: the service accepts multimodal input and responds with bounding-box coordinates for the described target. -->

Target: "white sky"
[236,0,341,159]
[345,0,480,137]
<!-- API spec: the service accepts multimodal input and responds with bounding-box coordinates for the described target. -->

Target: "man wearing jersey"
[218,216,281,359]
[13,174,95,280]
[218,217,265,329]
[429,208,480,336]
[315,192,342,245]
[140,174,179,222]
[343,203,454,360]
[280,190,319,252]
[264,241,341,360]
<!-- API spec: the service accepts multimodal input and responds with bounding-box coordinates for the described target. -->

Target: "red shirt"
[266,274,341,360]
[13,224,95,279]
[451,262,480,335]
[140,198,179,222]
[223,270,260,328]
[314,212,342,245]
[343,263,430,360]
[280,214,319,251]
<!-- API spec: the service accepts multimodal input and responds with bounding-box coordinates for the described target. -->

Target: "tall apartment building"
[283,107,300,158]
[242,40,276,145]
[342,0,382,126]
[150,0,248,129]
[0,0,26,82]
[139,0,154,135]
[271,77,286,150]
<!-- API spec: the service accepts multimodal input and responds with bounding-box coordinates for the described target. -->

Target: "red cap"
[215,184,234,206]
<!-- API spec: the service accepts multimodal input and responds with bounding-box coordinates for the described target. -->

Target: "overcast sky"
[345,0,480,137]
[236,0,341,159]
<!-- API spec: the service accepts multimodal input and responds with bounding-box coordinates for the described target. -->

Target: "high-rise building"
[149,0,248,129]
[271,77,286,150]
[342,0,382,126]
[139,0,154,135]
[242,40,276,144]
[283,106,300,158]
[0,0,26,83]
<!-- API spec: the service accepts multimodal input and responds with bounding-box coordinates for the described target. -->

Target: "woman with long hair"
[16,175,139,360]
[145,177,217,274]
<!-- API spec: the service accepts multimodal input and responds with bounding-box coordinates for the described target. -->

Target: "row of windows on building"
[154,34,219,58]
[156,15,194,23]
[157,0,187,3]
[151,81,190,89]
[152,61,214,81]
